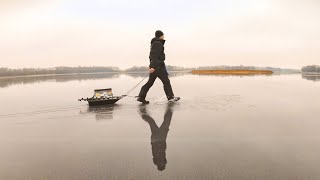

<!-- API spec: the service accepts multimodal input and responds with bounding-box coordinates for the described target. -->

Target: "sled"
[78,88,123,106]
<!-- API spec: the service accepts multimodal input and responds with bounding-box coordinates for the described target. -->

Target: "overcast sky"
[0,0,319,69]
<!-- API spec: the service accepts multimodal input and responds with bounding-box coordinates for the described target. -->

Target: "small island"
[301,65,320,75]
[192,70,273,75]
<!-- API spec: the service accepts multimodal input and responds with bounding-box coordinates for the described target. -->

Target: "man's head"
[155,30,164,40]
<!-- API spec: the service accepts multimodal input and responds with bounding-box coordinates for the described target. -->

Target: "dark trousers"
[138,66,174,100]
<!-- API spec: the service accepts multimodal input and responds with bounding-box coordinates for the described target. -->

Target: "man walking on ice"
[137,30,180,104]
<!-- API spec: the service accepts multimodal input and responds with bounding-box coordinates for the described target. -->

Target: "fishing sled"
[78,88,124,106]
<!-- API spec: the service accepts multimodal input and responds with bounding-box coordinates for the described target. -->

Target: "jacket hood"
[151,37,166,45]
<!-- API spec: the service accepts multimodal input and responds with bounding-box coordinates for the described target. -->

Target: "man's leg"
[138,73,157,100]
[158,68,174,100]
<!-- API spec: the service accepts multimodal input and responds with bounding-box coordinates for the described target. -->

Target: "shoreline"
[0,70,308,80]
[0,71,191,80]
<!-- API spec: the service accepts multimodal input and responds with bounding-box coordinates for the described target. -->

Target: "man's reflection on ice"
[139,103,175,171]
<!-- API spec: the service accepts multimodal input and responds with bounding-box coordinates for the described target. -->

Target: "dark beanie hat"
[155,30,164,38]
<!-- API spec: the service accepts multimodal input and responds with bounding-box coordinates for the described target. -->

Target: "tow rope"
[122,73,149,98]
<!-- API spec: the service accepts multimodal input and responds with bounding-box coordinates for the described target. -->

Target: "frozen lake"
[0,73,319,180]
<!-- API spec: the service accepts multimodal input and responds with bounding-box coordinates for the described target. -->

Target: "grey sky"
[0,0,319,69]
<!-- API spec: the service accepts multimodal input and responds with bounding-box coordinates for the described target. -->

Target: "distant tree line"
[0,67,53,77]
[0,65,190,77]
[54,66,119,74]
[301,65,320,73]
[0,66,120,77]
[195,65,300,74]
[124,65,191,72]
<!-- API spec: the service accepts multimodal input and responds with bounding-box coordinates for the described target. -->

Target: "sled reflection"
[139,103,175,171]
[80,104,121,121]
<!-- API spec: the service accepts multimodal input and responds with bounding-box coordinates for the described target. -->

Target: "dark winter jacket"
[149,37,166,69]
